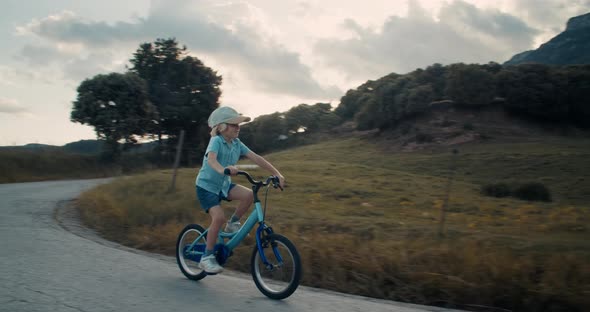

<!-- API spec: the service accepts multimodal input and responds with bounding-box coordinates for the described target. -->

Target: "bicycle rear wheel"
[176,224,207,281]
[251,233,302,299]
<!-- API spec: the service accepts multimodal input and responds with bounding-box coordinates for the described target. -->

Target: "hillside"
[0,139,159,155]
[505,12,590,65]
[76,133,590,311]
[5,11,590,184]
[352,105,587,152]
[328,63,589,148]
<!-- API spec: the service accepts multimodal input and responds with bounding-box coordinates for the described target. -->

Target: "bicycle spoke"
[176,224,208,280]
[251,234,301,299]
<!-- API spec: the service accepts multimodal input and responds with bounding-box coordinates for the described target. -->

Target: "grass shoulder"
[76,137,590,311]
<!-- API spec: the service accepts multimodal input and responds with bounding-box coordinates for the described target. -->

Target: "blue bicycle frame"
[185,172,282,267]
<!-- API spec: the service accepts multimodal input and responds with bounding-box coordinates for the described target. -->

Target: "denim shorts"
[196,184,236,212]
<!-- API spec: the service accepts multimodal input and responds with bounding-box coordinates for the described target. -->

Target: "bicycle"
[175,170,302,300]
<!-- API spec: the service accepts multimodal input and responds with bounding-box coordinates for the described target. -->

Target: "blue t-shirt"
[196,135,251,196]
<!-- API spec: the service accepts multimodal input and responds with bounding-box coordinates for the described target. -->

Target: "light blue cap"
[207,106,251,128]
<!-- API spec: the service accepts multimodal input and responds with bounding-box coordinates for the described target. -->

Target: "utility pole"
[439,148,458,237]
[169,130,185,192]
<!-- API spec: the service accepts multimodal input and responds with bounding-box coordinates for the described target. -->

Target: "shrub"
[463,122,474,130]
[416,132,434,143]
[480,133,492,140]
[513,182,552,202]
[481,183,512,198]
[481,182,552,202]
[399,123,412,135]
[440,118,456,127]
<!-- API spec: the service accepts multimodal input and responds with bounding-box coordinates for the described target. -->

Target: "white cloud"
[12,1,586,99]
[439,0,539,47]
[512,0,590,29]
[313,0,541,79]
[0,66,18,86]
[0,97,30,116]
[18,44,67,65]
[3,0,588,146]
[13,3,342,99]
[509,0,590,45]
[16,10,143,45]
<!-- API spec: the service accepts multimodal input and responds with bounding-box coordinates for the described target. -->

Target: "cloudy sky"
[1,0,588,146]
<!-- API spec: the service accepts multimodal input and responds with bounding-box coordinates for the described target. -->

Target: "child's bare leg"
[206,205,225,251]
[228,185,254,219]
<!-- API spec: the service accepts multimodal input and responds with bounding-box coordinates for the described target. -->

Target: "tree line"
[70,37,342,162]
[70,37,589,162]
[239,102,341,154]
[71,38,221,162]
[336,62,590,131]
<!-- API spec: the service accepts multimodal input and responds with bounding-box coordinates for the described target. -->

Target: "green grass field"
[76,136,590,311]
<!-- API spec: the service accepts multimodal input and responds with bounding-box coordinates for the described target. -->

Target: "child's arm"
[206,152,226,175]
[245,152,285,188]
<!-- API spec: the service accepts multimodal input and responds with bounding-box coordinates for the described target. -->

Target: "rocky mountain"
[504,12,590,65]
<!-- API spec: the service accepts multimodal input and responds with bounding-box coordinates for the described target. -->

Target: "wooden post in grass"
[439,148,458,237]
[169,130,185,192]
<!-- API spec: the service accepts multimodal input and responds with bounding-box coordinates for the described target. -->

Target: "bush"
[481,182,552,202]
[399,123,412,135]
[440,118,456,127]
[481,183,511,198]
[513,182,552,202]
[463,122,474,130]
[416,132,434,143]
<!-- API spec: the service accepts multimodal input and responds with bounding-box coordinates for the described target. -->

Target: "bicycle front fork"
[255,223,283,269]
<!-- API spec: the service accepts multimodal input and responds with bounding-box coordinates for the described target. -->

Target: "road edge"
[53,199,465,312]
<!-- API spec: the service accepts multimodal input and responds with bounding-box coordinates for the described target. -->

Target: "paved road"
[0,179,460,312]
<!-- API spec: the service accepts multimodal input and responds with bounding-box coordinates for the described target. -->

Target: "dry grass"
[77,137,590,311]
[0,149,117,183]
[0,148,157,183]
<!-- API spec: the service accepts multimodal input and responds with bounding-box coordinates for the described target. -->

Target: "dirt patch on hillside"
[338,106,586,152]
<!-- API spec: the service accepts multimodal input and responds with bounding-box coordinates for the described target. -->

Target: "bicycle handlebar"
[223,168,283,191]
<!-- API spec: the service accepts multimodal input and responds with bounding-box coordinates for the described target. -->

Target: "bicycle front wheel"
[176,224,207,281]
[251,233,302,300]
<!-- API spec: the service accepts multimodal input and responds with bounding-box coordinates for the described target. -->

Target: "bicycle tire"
[176,224,208,281]
[250,233,302,299]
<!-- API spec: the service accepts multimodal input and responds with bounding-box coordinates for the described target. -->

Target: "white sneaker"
[199,254,223,274]
[224,221,241,234]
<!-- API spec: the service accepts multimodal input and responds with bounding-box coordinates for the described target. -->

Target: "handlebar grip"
[225,168,247,176]
[272,176,284,191]
[224,169,273,187]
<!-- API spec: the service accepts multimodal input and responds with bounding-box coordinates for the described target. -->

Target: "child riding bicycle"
[195,106,285,274]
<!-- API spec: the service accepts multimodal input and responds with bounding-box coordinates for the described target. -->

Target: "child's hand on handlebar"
[224,166,239,176]
[276,174,285,190]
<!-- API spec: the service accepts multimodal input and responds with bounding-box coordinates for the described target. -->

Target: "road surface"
[0,179,461,312]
